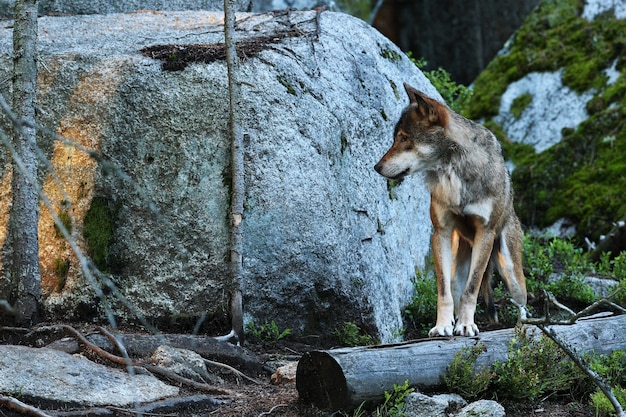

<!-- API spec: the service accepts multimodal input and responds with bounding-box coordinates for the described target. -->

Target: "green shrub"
[245,320,291,347]
[590,386,626,417]
[334,321,376,347]
[409,55,472,115]
[523,235,597,305]
[403,267,438,339]
[443,343,494,400]
[375,380,414,417]
[444,327,582,403]
[493,327,580,402]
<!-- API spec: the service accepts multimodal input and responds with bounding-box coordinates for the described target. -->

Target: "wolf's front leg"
[454,228,496,336]
[429,228,455,337]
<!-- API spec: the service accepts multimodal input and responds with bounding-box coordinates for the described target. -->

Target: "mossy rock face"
[465,0,626,243]
[83,197,117,272]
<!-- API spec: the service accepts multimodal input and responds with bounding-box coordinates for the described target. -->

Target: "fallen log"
[296,314,626,410]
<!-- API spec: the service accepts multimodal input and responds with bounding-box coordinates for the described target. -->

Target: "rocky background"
[464,0,626,250]
[0,5,435,344]
[1,0,625,345]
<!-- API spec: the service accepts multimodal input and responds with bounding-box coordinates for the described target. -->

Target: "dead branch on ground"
[59,325,234,396]
[0,395,52,417]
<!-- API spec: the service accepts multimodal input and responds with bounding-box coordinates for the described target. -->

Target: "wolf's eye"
[398,133,408,142]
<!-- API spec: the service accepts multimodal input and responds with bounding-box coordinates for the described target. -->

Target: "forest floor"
[0,324,598,417]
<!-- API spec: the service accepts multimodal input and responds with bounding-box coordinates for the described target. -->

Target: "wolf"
[374,83,527,337]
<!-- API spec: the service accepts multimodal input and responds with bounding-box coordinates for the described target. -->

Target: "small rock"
[457,400,505,417]
[402,392,449,417]
[584,276,618,298]
[271,361,298,385]
[150,345,222,384]
[432,393,468,412]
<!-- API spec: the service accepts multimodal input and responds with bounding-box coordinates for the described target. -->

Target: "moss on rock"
[83,197,116,272]
[465,0,626,242]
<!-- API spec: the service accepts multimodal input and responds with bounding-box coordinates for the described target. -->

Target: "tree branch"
[516,290,626,417]
[0,395,52,417]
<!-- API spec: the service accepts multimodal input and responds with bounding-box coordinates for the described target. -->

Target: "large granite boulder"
[0,10,435,343]
[0,0,253,18]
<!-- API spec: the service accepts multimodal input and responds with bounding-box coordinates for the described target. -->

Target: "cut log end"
[296,351,348,410]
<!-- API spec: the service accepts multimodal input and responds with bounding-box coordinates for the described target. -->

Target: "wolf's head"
[374,84,450,180]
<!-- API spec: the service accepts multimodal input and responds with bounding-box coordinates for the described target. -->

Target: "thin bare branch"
[0,395,53,417]
[517,291,626,417]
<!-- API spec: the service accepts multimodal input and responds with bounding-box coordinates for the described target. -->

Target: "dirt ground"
[208,384,596,417]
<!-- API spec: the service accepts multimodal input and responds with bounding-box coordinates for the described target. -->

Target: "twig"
[59,325,132,366]
[106,405,176,416]
[61,325,234,396]
[141,364,234,395]
[0,395,53,417]
[513,289,626,326]
[257,404,289,417]
[535,324,626,417]
[516,290,626,417]
[368,0,385,25]
[203,358,260,385]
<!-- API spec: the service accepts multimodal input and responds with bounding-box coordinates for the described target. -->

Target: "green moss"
[83,197,116,272]
[464,0,626,242]
[276,75,297,95]
[465,0,626,119]
[510,93,533,119]
[379,46,402,63]
[53,257,70,291]
[389,79,400,100]
[54,210,73,239]
[340,133,349,155]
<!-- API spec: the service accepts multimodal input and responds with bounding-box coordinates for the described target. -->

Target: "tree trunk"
[296,315,626,411]
[223,0,244,345]
[6,0,40,325]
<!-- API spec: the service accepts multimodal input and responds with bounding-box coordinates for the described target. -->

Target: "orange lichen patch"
[39,64,123,294]
[70,66,125,107]
[0,167,12,252]
[38,124,100,294]
[37,56,67,95]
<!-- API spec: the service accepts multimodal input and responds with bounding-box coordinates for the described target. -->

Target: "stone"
[270,361,298,385]
[0,0,253,18]
[582,0,626,21]
[456,399,505,417]
[493,70,594,153]
[402,392,450,417]
[0,345,178,406]
[431,393,467,411]
[0,10,435,343]
[150,345,222,384]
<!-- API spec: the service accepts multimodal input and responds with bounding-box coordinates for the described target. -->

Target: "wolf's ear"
[403,83,425,105]
[403,83,446,126]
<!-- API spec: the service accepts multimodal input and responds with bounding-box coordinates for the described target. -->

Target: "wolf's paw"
[428,325,454,337]
[453,322,480,337]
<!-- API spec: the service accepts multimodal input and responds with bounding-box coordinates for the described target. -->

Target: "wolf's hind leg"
[494,217,527,318]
